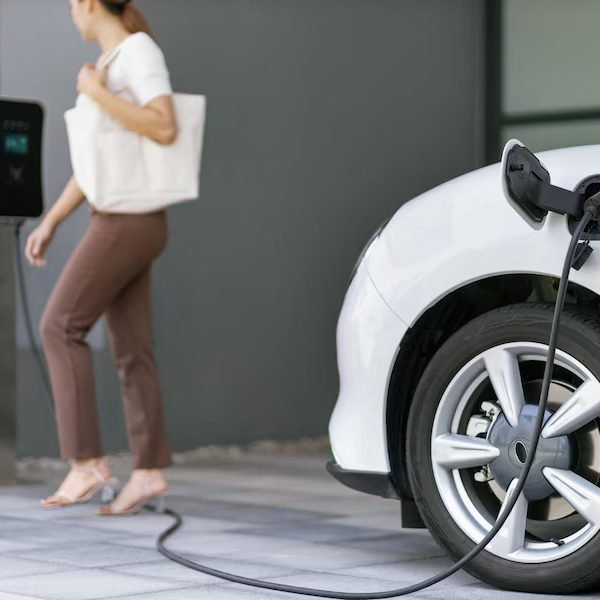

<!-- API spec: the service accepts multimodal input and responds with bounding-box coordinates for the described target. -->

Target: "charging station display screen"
[0,99,44,218]
[4,133,28,155]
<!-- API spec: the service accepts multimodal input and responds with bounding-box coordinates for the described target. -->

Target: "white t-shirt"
[99,32,173,106]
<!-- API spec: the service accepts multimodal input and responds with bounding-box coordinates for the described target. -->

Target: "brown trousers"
[40,205,173,469]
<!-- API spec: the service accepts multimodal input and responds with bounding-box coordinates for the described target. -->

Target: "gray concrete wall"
[0,0,486,458]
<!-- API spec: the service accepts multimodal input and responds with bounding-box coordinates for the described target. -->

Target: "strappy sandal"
[41,463,118,509]
[98,479,168,516]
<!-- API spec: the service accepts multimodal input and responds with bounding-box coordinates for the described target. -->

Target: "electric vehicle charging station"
[0,97,44,484]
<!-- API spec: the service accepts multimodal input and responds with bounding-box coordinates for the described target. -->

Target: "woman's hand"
[25,220,57,268]
[77,63,107,99]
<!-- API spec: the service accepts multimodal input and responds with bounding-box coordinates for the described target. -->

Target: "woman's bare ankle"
[73,457,104,466]
[130,468,167,486]
[134,467,162,476]
[71,458,110,475]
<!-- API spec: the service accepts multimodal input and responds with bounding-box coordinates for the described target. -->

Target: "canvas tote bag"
[65,45,206,213]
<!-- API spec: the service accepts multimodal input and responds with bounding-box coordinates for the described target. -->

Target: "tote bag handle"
[96,44,123,70]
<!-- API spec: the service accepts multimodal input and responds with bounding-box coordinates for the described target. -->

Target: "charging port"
[568,175,600,240]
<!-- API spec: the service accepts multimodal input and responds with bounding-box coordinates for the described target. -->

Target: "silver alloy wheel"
[431,341,600,563]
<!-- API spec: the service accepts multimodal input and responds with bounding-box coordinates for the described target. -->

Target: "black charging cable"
[11,219,54,416]
[10,203,599,598]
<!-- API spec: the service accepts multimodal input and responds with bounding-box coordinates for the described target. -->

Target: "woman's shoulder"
[111,31,172,102]
[120,31,166,62]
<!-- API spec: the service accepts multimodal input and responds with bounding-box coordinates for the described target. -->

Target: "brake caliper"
[467,401,501,483]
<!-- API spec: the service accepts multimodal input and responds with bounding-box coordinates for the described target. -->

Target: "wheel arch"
[385,272,600,501]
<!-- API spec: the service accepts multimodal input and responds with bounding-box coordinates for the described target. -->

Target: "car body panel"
[368,144,600,328]
[328,259,407,472]
[329,143,600,479]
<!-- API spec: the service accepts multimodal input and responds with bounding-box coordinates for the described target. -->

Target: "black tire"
[406,302,600,594]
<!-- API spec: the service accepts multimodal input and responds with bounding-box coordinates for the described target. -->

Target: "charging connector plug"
[569,192,600,270]
[583,191,600,219]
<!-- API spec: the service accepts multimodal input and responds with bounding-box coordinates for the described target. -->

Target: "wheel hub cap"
[487,403,572,501]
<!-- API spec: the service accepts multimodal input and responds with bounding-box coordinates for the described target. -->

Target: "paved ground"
[0,451,587,599]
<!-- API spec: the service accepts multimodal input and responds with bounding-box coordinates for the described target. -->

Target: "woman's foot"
[98,468,168,516]
[41,459,116,508]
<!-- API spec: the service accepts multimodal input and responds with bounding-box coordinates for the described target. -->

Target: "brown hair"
[98,0,153,37]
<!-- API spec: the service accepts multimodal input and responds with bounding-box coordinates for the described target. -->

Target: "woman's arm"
[43,175,86,230]
[24,176,85,267]
[78,64,177,146]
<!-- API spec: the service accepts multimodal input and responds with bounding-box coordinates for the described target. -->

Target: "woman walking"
[25,0,177,515]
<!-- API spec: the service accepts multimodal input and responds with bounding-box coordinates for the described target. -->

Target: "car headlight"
[348,217,390,284]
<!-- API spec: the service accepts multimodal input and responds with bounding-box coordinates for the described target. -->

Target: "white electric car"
[327,140,600,594]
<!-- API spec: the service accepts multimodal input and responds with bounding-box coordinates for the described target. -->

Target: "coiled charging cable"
[11,193,600,598]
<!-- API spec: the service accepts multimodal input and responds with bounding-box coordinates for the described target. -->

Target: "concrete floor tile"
[0,554,75,579]
[0,540,40,553]
[105,535,159,550]
[0,592,44,600]
[0,498,47,514]
[171,515,270,533]
[337,531,444,557]
[0,524,125,548]
[231,520,406,544]
[75,513,247,536]
[183,555,301,581]
[222,540,400,571]
[55,513,174,536]
[188,489,317,507]
[419,583,600,600]
[0,518,41,534]
[0,506,94,523]
[156,531,299,557]
[0,568,187,600]
[333,556,478,588]
[274,497,401,517]
[261,571,406,594]
[101,582,319,600]
[106,560,217,586]
[166,497,331,524]
[108,554,299,585]
[10,542,164,569]
[317,512,406,532]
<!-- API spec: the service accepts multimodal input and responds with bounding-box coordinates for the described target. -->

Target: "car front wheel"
[407,302,600,594]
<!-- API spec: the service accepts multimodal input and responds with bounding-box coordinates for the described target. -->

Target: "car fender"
[366,144,600,327]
